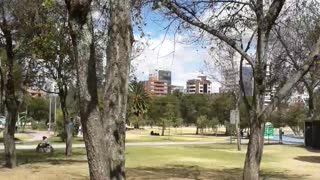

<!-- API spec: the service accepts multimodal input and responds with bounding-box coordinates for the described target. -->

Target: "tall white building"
[186,76,212,94]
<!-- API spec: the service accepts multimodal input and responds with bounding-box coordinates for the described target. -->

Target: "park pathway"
[0,137,303,150]
[23,131,51,142]
[0,141,224,150]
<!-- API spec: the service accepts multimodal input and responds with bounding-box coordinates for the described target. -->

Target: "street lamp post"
[49,96,52,132]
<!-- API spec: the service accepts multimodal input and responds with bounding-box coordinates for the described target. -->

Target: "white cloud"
[132,34,221,92]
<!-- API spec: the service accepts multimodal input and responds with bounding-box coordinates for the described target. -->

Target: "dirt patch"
[0,162,89,180]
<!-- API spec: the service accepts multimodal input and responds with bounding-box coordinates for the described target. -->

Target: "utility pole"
[235,94,241,151]
[54,96,56,125]
[49,96,52,132]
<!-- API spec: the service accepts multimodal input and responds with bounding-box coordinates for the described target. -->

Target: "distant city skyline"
[131,33,221,93]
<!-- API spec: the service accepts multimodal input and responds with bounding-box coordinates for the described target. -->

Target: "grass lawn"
[0,133,33,143]
[126,126,229,143]
[12,126,229,145]
[1,144,320,179]
[20,136,85,145]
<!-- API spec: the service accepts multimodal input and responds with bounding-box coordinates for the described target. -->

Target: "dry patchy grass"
[0,144,320,179]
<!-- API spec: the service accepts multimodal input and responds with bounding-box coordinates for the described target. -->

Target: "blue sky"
[132,8,221,92]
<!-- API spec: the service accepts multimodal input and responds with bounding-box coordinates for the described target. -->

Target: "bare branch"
[259,36,320,119]
[162,0,255,67]
[263,0,286,35]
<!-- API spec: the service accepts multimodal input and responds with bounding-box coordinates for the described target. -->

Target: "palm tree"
[128,78,149,128]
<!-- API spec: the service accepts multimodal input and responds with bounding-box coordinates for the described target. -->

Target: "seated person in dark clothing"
[240,129,244,137]
[150,131,160,136]
[38,136,49,148]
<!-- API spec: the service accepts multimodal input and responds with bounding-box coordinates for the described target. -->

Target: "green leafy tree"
[128,79,149,128]
[30,1,75,156]
[28,97,49,123]
[209,93,234,135]
[208,117,219,135]
[18,112,30,132]
[196,115,209,135]
[283,105,306,136]
[148,95,180,136]
[179,94,210,134]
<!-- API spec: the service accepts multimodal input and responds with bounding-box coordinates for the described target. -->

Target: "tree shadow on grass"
[294,156,320,163]
[127,165,307,180]
[0,148,87,167]
[294,145,320,153]
[179,133,229,137]
[0,137,21,143]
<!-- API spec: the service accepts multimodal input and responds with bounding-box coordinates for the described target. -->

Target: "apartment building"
[144,76,168,96]
[219,63,254,96]
[151,70,172,86]
[170,85,185,93]
[186,76,211,94]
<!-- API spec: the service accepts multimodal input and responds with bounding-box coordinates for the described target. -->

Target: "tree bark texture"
[60,92,72,156]
[161,125,165,136]
[243,114,264,180]
[102,1,133,178]
[66,0,132,179]
[4,102,18,168]
[2,18,20,168]
[66,0,107,178]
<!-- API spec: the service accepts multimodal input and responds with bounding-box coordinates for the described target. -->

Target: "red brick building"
[144,76,168,96]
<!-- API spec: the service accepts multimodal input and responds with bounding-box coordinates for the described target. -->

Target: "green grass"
[0,133,33,143]
[126,145,246,168]
[11,126,229,145]
[125,126,229,143]
[0,144,318,179]
[20,136,84,145]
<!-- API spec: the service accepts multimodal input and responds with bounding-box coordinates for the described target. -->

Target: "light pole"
[49,96,52,132]
[54,95,57,127]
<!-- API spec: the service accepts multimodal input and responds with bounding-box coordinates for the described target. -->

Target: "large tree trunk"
[161,125,165,136]
[243,116,264,180]
[66,0,108,178]
[2,19,20,168]
[102,1,132,177]
[60,94,72,156]
[66,0,132,179]
[0,67,5,114]
[4,103,18,168]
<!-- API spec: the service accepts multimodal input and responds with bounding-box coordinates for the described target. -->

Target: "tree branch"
[259,36,320,119]
[239,29,256,111]
[263,0,286,35]
[162,0,255,67]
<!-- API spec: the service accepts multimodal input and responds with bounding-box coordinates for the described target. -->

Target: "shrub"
[31,120,38,130]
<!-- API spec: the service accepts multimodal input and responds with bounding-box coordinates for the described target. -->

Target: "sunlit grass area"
[125,126,229,143]
[1,144,320,179]
[0,132,33,143]
[10,126,229,145]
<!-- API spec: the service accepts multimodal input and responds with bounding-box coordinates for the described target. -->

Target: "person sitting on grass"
[150,131,160,136]
[36,136,54,153]
[39,136,49,147]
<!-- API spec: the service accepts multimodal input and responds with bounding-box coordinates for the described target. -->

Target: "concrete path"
[24,131,51,142]
[0,139,304,150]
[0,141,224,150]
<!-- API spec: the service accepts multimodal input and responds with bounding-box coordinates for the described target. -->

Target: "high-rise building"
[220,64,253,96]
[151,70,171,86]
[144,76,168,96]
[186,76,211,94]
[242,66,254,96]
[170,85,185,93]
